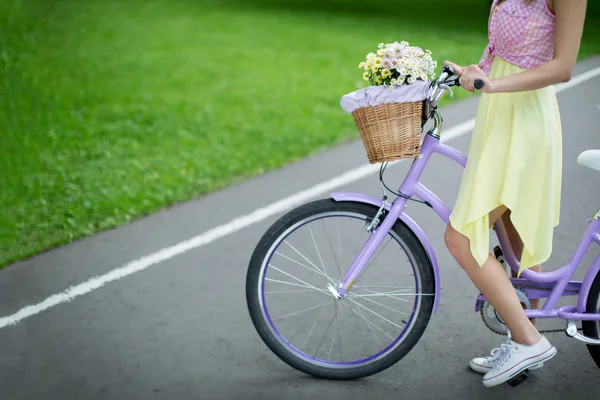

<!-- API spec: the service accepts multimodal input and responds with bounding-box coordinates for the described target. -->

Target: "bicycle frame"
[331,131,600,322]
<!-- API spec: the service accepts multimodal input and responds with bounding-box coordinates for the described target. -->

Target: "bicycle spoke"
[287,299,331,344]
[308,226,329,278]
[351,287,412,304]
[355,285,417,290]
[314,305,337,358]
[335,301,343,362]
[352,271,415,292]
[302,300,328,348]
[284,240,327,277]
[273,300,332,321]
[264,278,324,292]
[274,250,334,283]
[268,264,330,296]
[350,292,433,298]
[322,219,342,279]
[341,301,392,341]
[354,302,384,346]
[348,293,409,316]
[360,269,413,284]
[337,218,343,278]
[346,299,372,349]
[328,333,336,361]
[348,298,404,330]
[264,289,320,294]
[354,237,392,283]
[351,287,432,303]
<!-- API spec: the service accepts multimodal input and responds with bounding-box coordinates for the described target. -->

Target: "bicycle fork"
[332,196,409,296]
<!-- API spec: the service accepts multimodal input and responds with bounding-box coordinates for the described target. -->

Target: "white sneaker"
[470,346,543,374]
[482,335,557,387]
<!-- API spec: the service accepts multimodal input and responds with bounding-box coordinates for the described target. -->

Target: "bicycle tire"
[583,271,600,370]
[245,198,435,380]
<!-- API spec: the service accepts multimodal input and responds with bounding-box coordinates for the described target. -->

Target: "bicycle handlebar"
[428,66,485,108]
[424,66,485,137]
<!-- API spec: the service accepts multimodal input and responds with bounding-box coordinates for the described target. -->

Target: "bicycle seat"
[577,150,600,172]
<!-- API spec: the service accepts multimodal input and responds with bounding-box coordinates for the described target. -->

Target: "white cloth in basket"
[340,81,430,114]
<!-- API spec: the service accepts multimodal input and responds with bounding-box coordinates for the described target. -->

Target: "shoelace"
[485,339,510,362]
[486,348,502,362]
[495,339,518,370]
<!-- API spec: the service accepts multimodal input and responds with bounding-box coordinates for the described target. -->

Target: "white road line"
[1,65,600,329]
[555,65,600,93]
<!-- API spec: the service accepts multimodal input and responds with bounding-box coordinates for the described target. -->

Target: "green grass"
[1,0,599,267]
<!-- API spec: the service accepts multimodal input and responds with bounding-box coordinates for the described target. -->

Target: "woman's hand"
[443,60,465,76]
[460,64,494,93]
[443,61,494,93]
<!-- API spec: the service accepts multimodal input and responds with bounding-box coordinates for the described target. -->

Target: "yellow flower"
[374,57,382,66]
[365,62,373,70]
[363,71,370,80]
[381,68,391,78]
[375,76,383,84]
[377,49,385,56]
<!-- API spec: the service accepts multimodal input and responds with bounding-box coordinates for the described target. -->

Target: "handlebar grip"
[474,79,484,90]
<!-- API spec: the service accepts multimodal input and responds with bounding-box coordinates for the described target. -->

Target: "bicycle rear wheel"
[245,198,435,380]
[583,272,600,369]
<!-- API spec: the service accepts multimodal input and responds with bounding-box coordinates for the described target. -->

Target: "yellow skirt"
[449,57,562,276]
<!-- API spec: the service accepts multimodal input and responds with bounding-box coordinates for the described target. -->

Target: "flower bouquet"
[341,41,437,164]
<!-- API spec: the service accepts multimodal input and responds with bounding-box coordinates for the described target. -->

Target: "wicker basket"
[351,100,423,164]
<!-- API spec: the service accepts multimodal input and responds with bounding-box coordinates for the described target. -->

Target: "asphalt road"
[2,56,600,400]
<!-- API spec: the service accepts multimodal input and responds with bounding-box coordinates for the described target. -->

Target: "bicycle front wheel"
[245,198,435,380]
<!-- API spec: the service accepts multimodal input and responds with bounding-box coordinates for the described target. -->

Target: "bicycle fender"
[330,192,442,313]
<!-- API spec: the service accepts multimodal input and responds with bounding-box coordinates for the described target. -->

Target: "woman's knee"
[444,223,467,257]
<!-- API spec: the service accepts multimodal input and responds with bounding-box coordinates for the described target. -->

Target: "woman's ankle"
[511,329,542,346]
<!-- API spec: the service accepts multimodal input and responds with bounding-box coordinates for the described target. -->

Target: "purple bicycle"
[245,66,600,384]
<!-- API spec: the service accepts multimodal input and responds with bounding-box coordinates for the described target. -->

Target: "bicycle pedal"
[507,369,529,387]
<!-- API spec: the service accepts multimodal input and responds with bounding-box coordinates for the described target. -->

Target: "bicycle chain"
[482,284,583,335]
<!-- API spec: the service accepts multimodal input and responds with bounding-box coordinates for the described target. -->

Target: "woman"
[443,0,587,388]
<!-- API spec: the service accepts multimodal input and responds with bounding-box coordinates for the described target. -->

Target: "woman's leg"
[444,205,541,346]
[500,210,542,326]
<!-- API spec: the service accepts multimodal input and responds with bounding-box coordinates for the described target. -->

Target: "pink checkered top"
[479,0,556,75]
